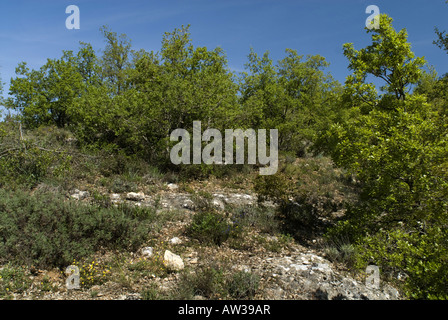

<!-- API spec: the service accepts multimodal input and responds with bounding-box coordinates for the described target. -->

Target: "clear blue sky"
[1,0,447,101]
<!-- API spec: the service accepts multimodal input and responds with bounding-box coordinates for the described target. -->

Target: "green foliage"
[322,13,448,299]
[0,264,32,299]
[7,49,88,128]
[239,48,343,155]
[321,236,357,268]
[177,266,226,299]
[254,157,357,241]
[174,265,259,300]
[227,271,260,299]
[229,205,279,235]
[0,122,72,188]
[343,14,426,104]
[355,227,448,300]
[0,189,153,269]
[99,26,133,96]
[187,211,238,246]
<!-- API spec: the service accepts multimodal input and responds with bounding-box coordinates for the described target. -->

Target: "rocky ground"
[2,183,401,300]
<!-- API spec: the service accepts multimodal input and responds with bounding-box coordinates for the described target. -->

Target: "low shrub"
[254,157,358,241]
[227,271,260,299]
[0,264,32,299]
[174,266,260,300]
[187,211,237,246]
[0,189,153,269]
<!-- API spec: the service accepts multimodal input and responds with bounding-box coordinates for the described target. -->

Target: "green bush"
[178,266,226,299]
[321,236,357,268]
[354,227,448,300]
[174,266,259,300]
[0,264,32,299]
[0,143,71,188]
[254,157,357,241]
[227,271,260,299]
[0,189,153,269]
[110,177,138,193]
[187,211,237,246]
[229,205,279,235]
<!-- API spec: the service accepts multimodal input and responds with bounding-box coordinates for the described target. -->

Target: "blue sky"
[1,0,447,101]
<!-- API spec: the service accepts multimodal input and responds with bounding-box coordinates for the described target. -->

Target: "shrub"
[354,227,448,300]
[229,205,279,235]
[254,157,357,241]
[0,264,32,299]
[174,266,259,300]
[110,177,138,193]
[321,236,357,268]
[0,123,73,189]
[227,271,260,299]
[187,211,236,246]
[177,266,226,299]
[71,259,112,288]
[0,189,153,269]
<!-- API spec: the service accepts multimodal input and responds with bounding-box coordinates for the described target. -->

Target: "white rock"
[291,264,310,272]
[169,237,182,245]
[167,183,179,190]
[182,199,195,210]
[141,247,153,258]
[110,193,121,201]
[71,190,89,200]
[212,199,225,211]
[311,263,332,273]
[163,250,184,271]
[126,192,145,201]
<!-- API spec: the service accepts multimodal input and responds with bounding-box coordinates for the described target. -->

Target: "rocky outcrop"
[254,252,400,300]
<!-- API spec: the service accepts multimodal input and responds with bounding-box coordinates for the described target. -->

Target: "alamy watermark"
[365,265,380,290]
[66,5,80,30]
[170,121,278,175]
[65,265,80,290]
[366,5,380,30]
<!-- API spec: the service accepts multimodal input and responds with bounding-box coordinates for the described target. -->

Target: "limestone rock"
[126,192,145,201]
[70,189,89,200]
[169,237,182,245]
[110,193,121,201]
[141,247,153,258]
[163,250,184,271]
[167,183,179,191]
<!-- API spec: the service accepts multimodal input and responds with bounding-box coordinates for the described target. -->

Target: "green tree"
[127,25,239,163]
[239,48,342,155]
[8,51,83,128]
[343,14,425,107]
[99,26,133,96]
[277,50,342,152]
[323,14,448,299]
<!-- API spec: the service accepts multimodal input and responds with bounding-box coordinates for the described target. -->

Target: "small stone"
[141,247,153,258]
[71,190,89,200]
[182,199,195,210]
[167,183,179,191]
[163,250,184,271]
[169,237,182,245]
[110,193,121,201]
[126,192,145,201]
